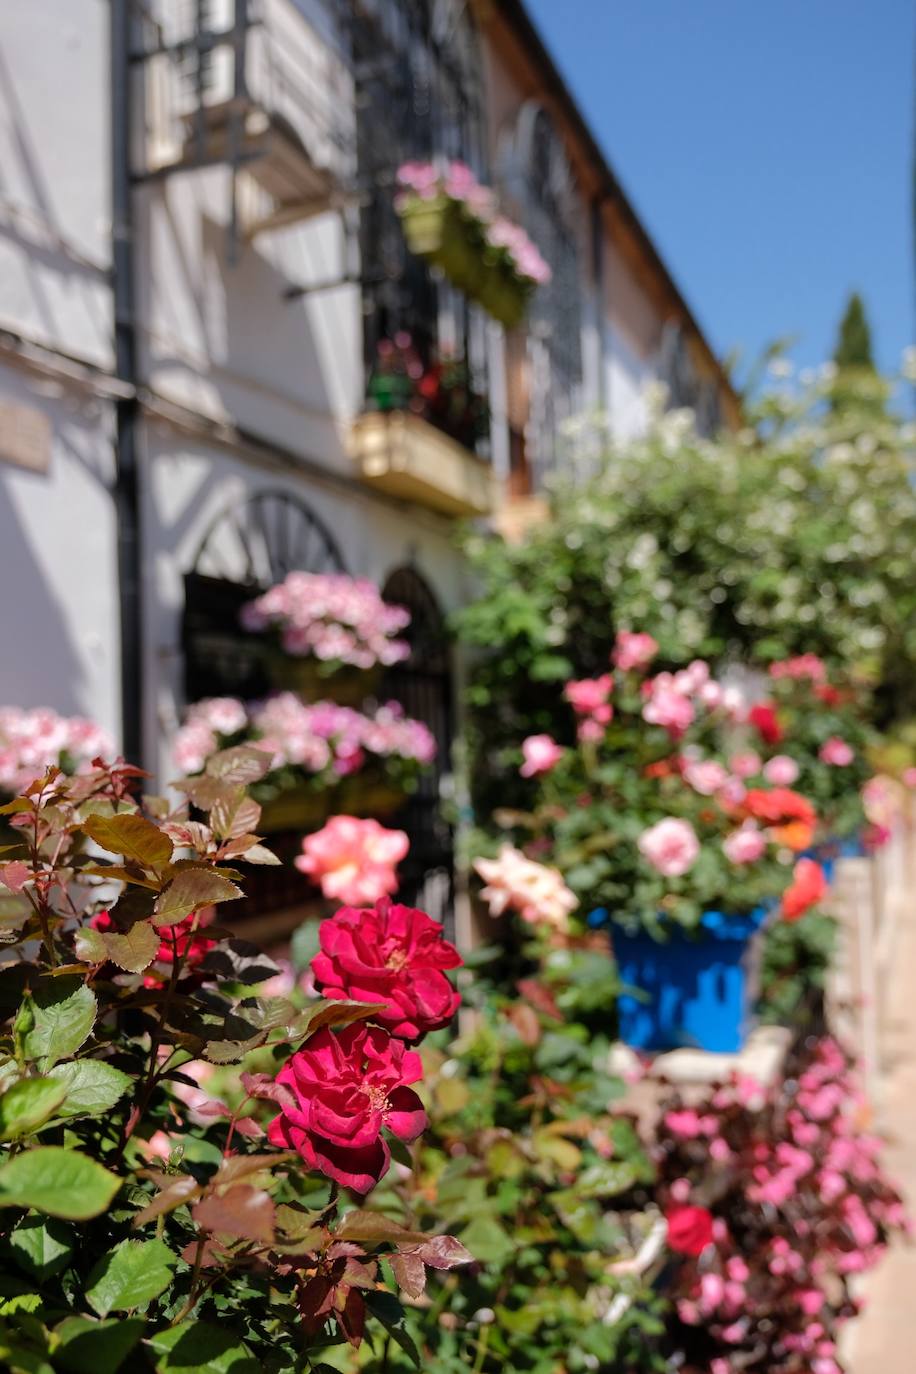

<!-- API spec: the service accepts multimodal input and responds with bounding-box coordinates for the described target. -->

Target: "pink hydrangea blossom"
[723,821,767,865]
[638,817,700,878]
[612,630,658,672]
[520,734,564,778]
[819,736,854,767]
[295,815,409,906]
[763,754,800,785]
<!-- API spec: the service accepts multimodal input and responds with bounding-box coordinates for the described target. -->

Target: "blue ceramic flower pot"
[600,905,773,1054]
[803,833,865,886]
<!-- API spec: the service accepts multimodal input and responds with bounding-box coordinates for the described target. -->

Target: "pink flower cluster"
[396,161,552,287]
[769,654,828,682]
[612,630,659,672]
[240,572,410,669]
[0,706,112,795]
[565,673,614,743]
[638,817,700,878]
[173,694,436,780]
[659,1039,908,1373]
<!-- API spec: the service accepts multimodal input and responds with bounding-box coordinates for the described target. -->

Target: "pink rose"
[763,754,800,786]
[520,734,564,778]
[295,815,409,907]
[311,899,461,1042]
[723,821,767,865]
[638,818,700,878]
[642,676,695,737]
[564,675,613,715]
[729,750,762,779]
[683,758,729,796]
[819,736,854,767]
[612,631,658,672]
[267,1023,426,1194]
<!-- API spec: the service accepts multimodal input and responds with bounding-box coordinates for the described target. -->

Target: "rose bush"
[0,746,469,1372]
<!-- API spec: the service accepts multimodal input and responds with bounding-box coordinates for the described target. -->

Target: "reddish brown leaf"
[391,1250,427,1298]
[410,1234,474,1270]
[193,1184,275,1244]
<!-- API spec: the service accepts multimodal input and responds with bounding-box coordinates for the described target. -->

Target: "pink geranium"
[819,736,854,767]
[723,821,767,865]
[295,816,409,906]
[763,754,800,786]
[612,631,658,672]
[520,734,564,778]
[638,818,700,878]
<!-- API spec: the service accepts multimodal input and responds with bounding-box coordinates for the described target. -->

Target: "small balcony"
[144,0,355,237]
[350,410,495,518]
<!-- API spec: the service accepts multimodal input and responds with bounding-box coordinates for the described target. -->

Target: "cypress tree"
[833,291,875,371]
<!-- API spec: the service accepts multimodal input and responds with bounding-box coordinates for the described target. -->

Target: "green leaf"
[20,979,97,1070]
[100,921,161,973]
[145,1321,260,1373]
[362,1291,420,1369]
[0,1147,120,1220]
[47,1060,132,1120]
[54,1316,146,1374]
[85,1238,177,1317]
[153,868,242,926]
[459,1214,514,1265]
[0,1077,68,1140]
[9,1215,74,1280]
[81,814,173,871]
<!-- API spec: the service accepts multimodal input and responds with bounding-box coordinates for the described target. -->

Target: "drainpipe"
[110,0,144,766]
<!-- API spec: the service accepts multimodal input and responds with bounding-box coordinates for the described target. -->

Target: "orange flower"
[782,858,828,921]
[770,820,815,852]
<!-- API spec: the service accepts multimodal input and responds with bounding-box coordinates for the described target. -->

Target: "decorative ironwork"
[353,0,489,427]
[183,488,346,704]
[381,565,455,938]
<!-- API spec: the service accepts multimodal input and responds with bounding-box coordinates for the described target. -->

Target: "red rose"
[781,858,828,921]
[267,1023,426,1194]
[311,900,462,1042]
[748,701,783,745]
[665,1204,714,1256]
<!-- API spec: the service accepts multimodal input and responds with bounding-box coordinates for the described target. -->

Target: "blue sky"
[524,0,914,378]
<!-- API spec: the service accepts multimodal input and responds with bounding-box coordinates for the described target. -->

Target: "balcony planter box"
[336,776,407,820]
[351,410,495,518]
[610,905,774,1054]
[476,268,532,330]
[398,198,485,296]
[266,651,380,706]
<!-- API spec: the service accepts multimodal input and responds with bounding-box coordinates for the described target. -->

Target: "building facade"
[0,0,737,922]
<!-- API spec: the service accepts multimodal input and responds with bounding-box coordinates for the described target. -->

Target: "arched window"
[183,489,346,704]
[381,565,455,937]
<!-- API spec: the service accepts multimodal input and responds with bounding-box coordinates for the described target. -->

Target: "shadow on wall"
[0,476,87,713]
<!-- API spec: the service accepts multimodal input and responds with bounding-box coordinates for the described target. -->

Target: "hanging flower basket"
[257,784,334,835]
[266,650,382,706]
[395,163,551,327]
[610,905,775,1054]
